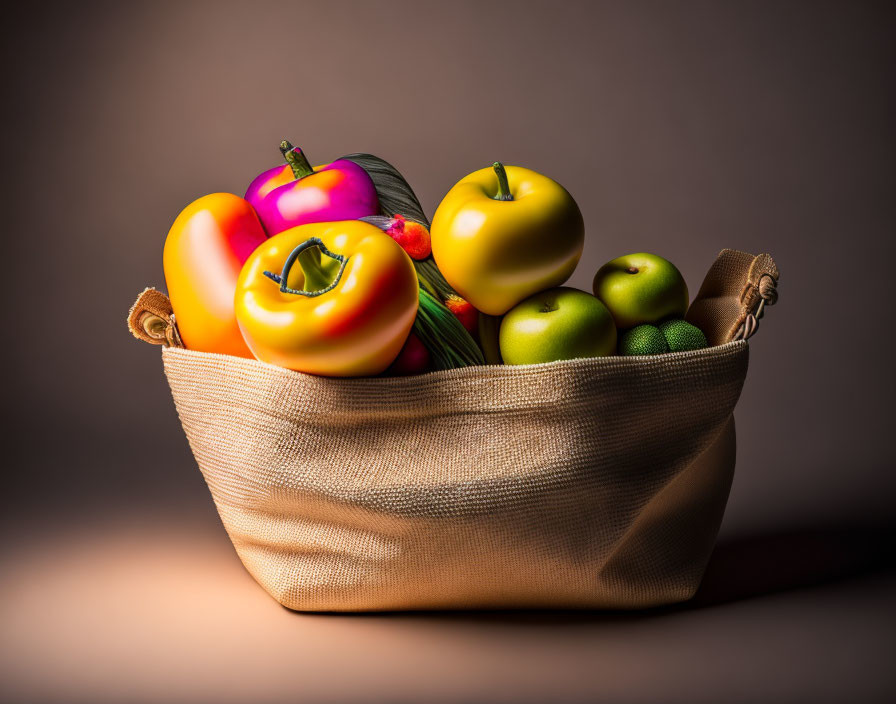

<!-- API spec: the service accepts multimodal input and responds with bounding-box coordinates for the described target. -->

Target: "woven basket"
[129,248,778,611]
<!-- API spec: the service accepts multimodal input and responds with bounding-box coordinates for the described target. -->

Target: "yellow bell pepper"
[431,163,584,316]
[234,220,419,377]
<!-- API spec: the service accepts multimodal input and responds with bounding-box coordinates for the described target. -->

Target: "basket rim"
[162,339,748,387]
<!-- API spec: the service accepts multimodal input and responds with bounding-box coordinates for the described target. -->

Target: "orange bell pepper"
[234,221,419,376]
[163,193,267,357]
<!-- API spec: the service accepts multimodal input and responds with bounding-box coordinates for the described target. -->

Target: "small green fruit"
[659,319,708,352]
[619,324,669,356]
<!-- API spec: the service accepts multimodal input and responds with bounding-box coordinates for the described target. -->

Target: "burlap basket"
[129,248,778,611]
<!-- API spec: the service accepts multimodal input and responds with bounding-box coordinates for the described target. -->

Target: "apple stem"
[280,140,315,180]
[626,267,639,274]
[492,162,514,201]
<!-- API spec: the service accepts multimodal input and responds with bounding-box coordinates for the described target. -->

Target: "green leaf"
[340,153,431,226]
[413,290,484,369]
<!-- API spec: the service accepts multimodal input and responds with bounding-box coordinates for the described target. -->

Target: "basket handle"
[126,287,183,348]
[686,249,779,346]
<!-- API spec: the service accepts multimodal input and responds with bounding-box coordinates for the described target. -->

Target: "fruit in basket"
[380,214,431,260]
[659,319,708,352]
[163,192,268,357]
[360,214,432,261]
[386,331,431,376]
[234,220,418,376]
[499,287,616,365]
[245,140,379,235]
[444,295,478,335]
[592,253,689,329]
[618,324,669,356]
[431,162,584,316]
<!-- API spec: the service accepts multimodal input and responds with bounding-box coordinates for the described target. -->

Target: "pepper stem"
[297,247,333,292]
[262,237,346,297]
[492,162,513,201]
[279,139,315,180]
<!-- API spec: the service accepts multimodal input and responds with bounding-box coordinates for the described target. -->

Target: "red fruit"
[386,215,431,260]
[386,331,431,376]
[445,295,479,335]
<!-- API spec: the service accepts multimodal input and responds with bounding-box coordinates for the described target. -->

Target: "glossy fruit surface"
[592,253,689,329]
[499,287,616,365]
[235,220,418,376]
[431,163,584,316]
[163,192,267,357]
[245,143,379,235]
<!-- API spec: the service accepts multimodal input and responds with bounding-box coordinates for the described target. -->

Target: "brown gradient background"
[2,1,894,702]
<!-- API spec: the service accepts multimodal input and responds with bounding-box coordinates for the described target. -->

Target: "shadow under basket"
[129,248,779,612]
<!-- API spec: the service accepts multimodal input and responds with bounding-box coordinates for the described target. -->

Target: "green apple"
[592,253,689,329]
[499,287,617,365]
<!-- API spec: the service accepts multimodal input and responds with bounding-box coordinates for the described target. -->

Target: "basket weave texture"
[164,341,747,610]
